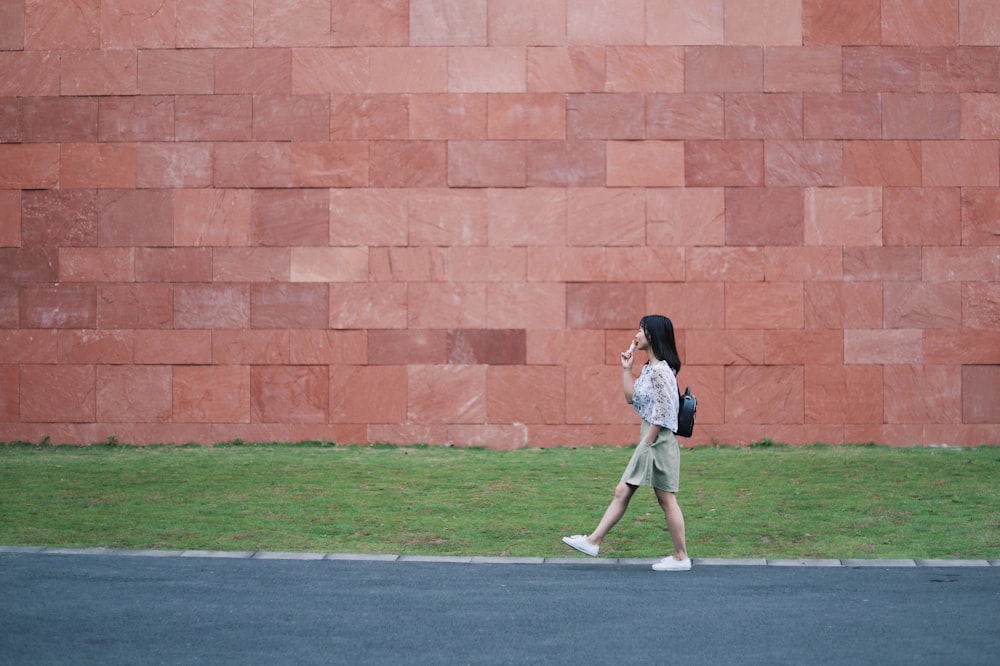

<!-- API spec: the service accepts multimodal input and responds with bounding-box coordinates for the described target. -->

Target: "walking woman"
[562,315,691,571]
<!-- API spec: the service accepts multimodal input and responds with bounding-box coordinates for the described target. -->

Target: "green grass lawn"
[1,441,997,560]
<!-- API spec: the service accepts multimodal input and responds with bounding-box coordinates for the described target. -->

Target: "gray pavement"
[1,547,998,665]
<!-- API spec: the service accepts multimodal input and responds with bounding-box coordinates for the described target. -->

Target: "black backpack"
[676,386,697,438]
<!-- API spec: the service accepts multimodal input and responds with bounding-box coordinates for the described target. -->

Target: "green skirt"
[620,421,680,493]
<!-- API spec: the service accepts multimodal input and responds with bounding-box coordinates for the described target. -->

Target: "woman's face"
[636,327,650,350]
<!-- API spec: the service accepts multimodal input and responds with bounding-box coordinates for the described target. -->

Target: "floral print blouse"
[632,360,679,432]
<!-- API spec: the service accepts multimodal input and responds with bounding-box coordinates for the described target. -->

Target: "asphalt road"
[2,551,998,665]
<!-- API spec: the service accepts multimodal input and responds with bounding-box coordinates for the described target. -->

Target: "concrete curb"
[1,545,997,567]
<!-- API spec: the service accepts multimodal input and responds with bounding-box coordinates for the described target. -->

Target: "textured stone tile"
[0,52,60,96]
[329,283,407,329]
[488,0,564,46]
[565,282,643,329]
[253,94,330,141]
[407,282,487,328]
[176,0,253,48]
[804,364,883,424]
[487,188,565,247]
[61,144,137,189]
[136,143,213,189]
[20,364,96,422]
[217,48,293,94]
[409,93,486,139]
[410,0,487,46]
[251,283,328,329]
[447,328,526,365]
[97,365,172,423]
[725,92,802,139]
[175,95,252,141]
[98,190,172,247]
[288,330,366,365]
[329,189,408,246]
[20,283,96,329]
[173,283,250,329]
[922,140,999,186]
[726,282,804,330]
[685,140,763,186]
[647,282,725,330]
[606,246,685,283]
[963,365,1000,423]
[805,187,882,246]
[566,188,644,246]
[802,0,880,45]
[331,94,408,140]
[804,282,883,329]
[685,46,762,93]
[803,93,881,139]
[885,365,961,424]
[486,366,564,423]
[567,93,644,140]
[290,247,368,282]
[251,189,329,247]
[368,329,447,365]
[960,0,1000,45]
[883,187,961,246]
[525,139,605,187]
[843,47,921,92]
[921,47,1000,93]
[138,49,214,95]
[0,0,24,50]
[99,96,174,142]
[725,187,803,245]
[884,282,963,329]
[368,47,445,93]
[647,0,723,45]
[647,93,725,139]
[882,93,960,139]
[567,0,643,45]
[26,0,100,49]
[724,0,801,46]
[101,0,174,48]
[23,96,98,143]
[369,140,447,187]
[173,365,251,424]
[607,140,684,187]
[765,140,843,187]
[961,187,1000,246]
[843,140,922,186]
[96,284,172,330]
[486,283,565,329]
[448,46,526,93]
[447,140,526,187]
[685,329,765,366]
[0,364,17,421]
[251,365,328,424]
[606,46,683,92]
[764,46,842,92]
[212,329,290,365]
[725,365,804,424]
[882,0,958,46]
[845,329,922,365]
[58,247,133,282]
[407,364,486,424]
[60,50,137,95]
[487,93,564,139]
[646,187,725,247]
[254,0,330,47]
[764,246,842,282]
[526,46,604,93]
[964,283,1000,330]
[174,189,251,247]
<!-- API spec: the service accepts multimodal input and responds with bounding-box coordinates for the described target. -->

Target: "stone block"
[97,365,172,423]
[213,142,293,188]
[409,93,486,140]
[764,247,843,281]
[725,282,804,330]
[330,94,407,140]
[804,364,883,424]
[844,329,923,365]
[724,0,801,46]
[173,365,251,424]
[805,281,883,329]
[647,187,726,246]
[216,48,293,95]
[99,96,174,142]
[407,282,487,328]
[685,140,763,187]
[290,247,368,283]
[408,364,486,424]
[60,50,136,95]
[882,0,958,46]
[211,248,287,283]
[647,282,726,330]
[607,246,685,283]
[0,364,16,421]
[725,93,802,139]
[288,330,366,364]
[765,330,843,365]
[449,247,525,282]
[367,47,445,94]
[566,282,643,330]
[251,365,328,424]
[803,93,880,139]
[176,0,253,48]
[370,247,447,282]
[370,140,447,187]
[20,364,95,422]
[253,0,330,47]
[565,364,627,425]
[566,188,644,246]
[0,145,57,188]
[61,144,136,189]
[487,283,565,329]
[173,283,250,329]
[212,329,290,365]
[764,46,842,92]
[566,0,643,45]
[0,52,60,96]
[844,140,922,186]
[685,329,764,366]
[962,188,1000,246]
[174,189,251,247]
[843,47,921,92]
[100,0,174,47]
[97,284,173,330]
[58,247,133,282]
[251,189,328,247]
[447,328,526,365]
[924,330,1000,365]
[0,0,24,50]
[921,47,1000,93]
[646,0,722,45]
[175,95,252,141]
[765,140,843,186]
[329,283,407,329]
[923,141,999,187]
[567,93,644,140]
[138,49,213,95]
[607,141,684,187]
[725,365,804,425]
[884,365,962,424]
[98,190,172,247]
[487,188,565,247]
[0,190,17,248]
[408,189,487,246]
[686,247,764,282]
[844,247,922,282]
[26,0,99,49]
[963,365,1000,424]
[20,283,96,329]
[136,143,213,189]
[488,0,564,46]
[251,283,328,329]
[330,366,407,424]
[447,140,526,187]
[961,0,1000,45]
[802,0,880,45]
[409,0,486,46]
[487,366,564,424]
[330,189,408,246]
[23,96,97,143]
[885,282,963,329]
[526,46,604,93]
[725,187,803,245]
[487,93,564,140]
[961,93,1000,140]
[686,46,763,93]
[647,93,725,139]
[449,47,526,93]
[368,329,447,365]
[0,330,57,364]
[805,187,882,246]
[964,283,1000,330]
[883,187,962,246]
[525,140,605,187]
[253,94,330,141]
[606,46,683,93]
[882,93,960,139]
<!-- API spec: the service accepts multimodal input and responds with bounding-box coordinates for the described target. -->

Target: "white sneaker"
[562,534,599,557]
[652,556,691,571]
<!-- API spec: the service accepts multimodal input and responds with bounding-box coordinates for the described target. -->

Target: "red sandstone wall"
[0,1,998,448]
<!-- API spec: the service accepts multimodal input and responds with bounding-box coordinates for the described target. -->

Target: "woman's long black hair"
[640,314,681,375]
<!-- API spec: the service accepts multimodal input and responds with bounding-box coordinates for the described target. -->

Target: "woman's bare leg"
[586,482,638,546]
[655,488,688,560]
